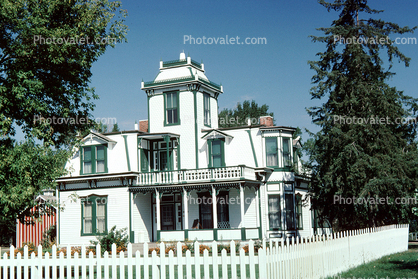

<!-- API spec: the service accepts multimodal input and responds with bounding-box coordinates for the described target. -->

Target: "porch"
[136,165,262,186]
[158,227,261,242]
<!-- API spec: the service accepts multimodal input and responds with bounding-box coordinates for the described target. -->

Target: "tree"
[218,100,274,128]
[0,0,128,244]
[0,138,69,244]
[111,123,120,132]
[306,0,418,231]
[0,0,128,147]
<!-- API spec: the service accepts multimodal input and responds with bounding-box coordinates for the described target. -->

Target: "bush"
[90,226,128,255]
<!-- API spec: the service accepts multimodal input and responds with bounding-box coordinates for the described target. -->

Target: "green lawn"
[326,243,418,279]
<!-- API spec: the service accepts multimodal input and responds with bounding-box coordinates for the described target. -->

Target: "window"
[140,149,149,172]
[81,195,107,235]
[204,93,211,126]
[217,191,230,229]
[208,139,225,168]
[81,145,107,174]
[295,194,303,230]
[198,191,229,229]
[199,192,213,229]
[268,195,281,230]
[265,137,278,167]
[165,91,179,125]
[283,138,292,167]
[285,194,295,230]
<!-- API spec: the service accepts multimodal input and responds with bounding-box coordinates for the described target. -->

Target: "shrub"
[149,247,160,254]
[90,226,128,255]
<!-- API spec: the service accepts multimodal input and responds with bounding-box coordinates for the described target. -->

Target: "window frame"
[285,193,295,230]
[208,139,225,168]
[164,91,180,126]
[80,145,108,175]
[282,137,292,167]
[203,93,211,127]
[265,137,279,167]
[81,195,108,236]
[268,194,281,230]
[295,194,303,230]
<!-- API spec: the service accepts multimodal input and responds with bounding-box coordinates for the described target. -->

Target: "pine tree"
[218,100,273,128]
[307,0,418,231]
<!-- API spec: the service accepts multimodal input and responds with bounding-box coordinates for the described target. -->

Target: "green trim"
[193,90,199,168]
[246,130,258,167]
[163,136,171,170]
[157,230,161,241]
[137,137,140,172]
[213,228,218,241]
[241,228,246,241]
[184,229,188,240]
[80,145,108,175]
[123,136,131,172]
[163,58,187,68]
[81,195,108,236]
[258,187,263,239]
[295,194,303,230]
[177,138,181,170]
[129,191,134,242]
[147,95,150,133]
[164,91,181,126]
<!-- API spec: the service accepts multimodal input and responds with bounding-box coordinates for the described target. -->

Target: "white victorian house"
[56,53,326,245]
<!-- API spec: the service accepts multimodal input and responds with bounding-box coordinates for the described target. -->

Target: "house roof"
[138,132,180,140]
[201,129,234,140]
[82,131,117,144]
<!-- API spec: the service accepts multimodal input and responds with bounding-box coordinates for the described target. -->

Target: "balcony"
[136,165,258,186]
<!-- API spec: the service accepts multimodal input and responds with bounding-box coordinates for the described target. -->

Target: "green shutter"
[141,149,149,172]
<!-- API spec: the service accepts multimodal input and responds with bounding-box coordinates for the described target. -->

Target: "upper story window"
[265,137,278,167]
[282,137,292,167]
[81,145,107,175]
[165,91,179,125]
[203,93,211,126]
[208,139,225,167]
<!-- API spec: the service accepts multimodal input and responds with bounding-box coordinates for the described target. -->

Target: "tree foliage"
[0,0,128,244]
[0,139,69,244]
[0,0,128,146]
[218,100,274,128]
[306,0,418,231]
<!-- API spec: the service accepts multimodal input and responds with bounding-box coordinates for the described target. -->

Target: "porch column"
[240,185,245,228]
[156,190,161,231]
[212,186,217,229]
[183,188,189,230]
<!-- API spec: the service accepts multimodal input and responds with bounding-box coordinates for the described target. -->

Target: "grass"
[326,243,418,279]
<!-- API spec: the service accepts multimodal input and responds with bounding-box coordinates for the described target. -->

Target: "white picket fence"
[0,224,409,279]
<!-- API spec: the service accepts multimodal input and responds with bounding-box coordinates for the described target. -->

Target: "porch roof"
[129,180,261,194]
[138,132,180,140]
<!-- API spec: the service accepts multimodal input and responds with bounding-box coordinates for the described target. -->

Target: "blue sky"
[90,0,418,141]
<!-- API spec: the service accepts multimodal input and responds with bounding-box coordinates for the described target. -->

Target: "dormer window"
[81,145,108,175]
[208,139,225,167]
[165,91,179,125]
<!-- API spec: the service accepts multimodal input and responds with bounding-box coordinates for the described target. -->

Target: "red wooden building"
[16,190,57,247]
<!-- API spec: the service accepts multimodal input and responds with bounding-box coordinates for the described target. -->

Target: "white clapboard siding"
[0,224,408,279]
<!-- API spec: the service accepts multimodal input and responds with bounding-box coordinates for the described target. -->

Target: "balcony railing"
[137,165,257,186]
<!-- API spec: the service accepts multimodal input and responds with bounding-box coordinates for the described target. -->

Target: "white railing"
[409,232,418,241]
[137,166,256,186]
[0,225,408,279]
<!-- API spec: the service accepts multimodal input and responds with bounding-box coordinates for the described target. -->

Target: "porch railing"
[137,165,257,186]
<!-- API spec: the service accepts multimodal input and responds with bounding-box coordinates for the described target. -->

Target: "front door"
[161,204,174,231]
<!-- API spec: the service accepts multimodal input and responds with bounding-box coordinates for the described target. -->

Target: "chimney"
[139,120,148,132]
[134,122,138,130]
[259,116,274,127]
